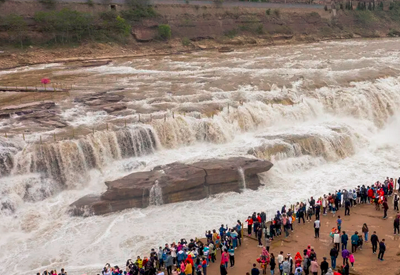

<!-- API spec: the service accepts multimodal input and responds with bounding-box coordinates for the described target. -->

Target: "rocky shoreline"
[69,157,273,216]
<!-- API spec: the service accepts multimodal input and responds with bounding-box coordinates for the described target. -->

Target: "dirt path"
[205,197,400,275]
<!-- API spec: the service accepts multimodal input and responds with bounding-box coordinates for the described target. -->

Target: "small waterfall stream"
[238,167,246,190]
[149,180,163,206]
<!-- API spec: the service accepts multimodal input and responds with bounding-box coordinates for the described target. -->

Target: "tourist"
[341,231,348,251]
[370,231,379,254]
[294,252,302,268]
[329,246,338,270]
[322,195,328,215]
[270,253,276,275]
[383,198,389,219]
[282,258,290,275]
[277,251,284,274]
[201,257,207,275]
[394,194,399,211]
[314,219,320,238]
[309,196,316,214]
[341,249,349,266]
[257,227,263,247]
[236,220,242,246]
[246,216,253,236]
[343,259,350,275]
[265,236,271,252]
[219,224,227,239]
[320,257,328,275]
[378,239,386,261]
[219,264,227,275]
[349,253,355,267]
[394,213,400,235]
[350,232,359,253]
[316,203,321,220]
[228,246,234,267]
[333,231,340,251]
[336,216,342,233]
[221,249,229,269]
[287,253,294,274]
[158,247,164,270]
[326,268,334,275]
[184,260,193,275]
[362,223,369,242]
[298,204,305,224]
[251,263,260,275]
[310,257,319,275]
[295,266,303,275]
[165,252,174,275]
[303,255,311,275]
[307,206,313,222]
[344,199,350,216]
[357,233,363,250]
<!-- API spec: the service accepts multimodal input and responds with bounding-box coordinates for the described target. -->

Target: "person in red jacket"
[246,216,253,236]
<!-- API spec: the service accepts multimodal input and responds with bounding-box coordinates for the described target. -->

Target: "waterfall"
[249,125,358,163]
[149,180,163,206]
[238,167,246,190]
[9,126,159,188]
[0,138,21,177]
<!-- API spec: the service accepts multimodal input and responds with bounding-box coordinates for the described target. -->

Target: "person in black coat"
[378,239,386,261]
[220,264,228,275]
[370,231,379,254]
[270,254,276,273]
[320,257,329,274]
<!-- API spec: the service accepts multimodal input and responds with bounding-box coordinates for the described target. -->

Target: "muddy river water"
[1,38,400,274]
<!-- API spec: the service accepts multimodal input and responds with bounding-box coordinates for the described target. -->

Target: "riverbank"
[2,3,400,71]
[84,186,400,275]
[200,193,400,275]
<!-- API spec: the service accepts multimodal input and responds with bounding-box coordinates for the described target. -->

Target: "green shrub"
[354,10,376,26]
[114,16,131,36]
[158,24,171,40]
[224,29,238,38]
[120,7,156,22]
[100,10,117,21]
[256,24,264,34]
[388,29,400,37]
[125,0,149,7]
[324,5,328,11]
[87,0,94,7]
[182,37,191,46]
[3,14,27,47]
[266,8,271,15]
[38,0,57,9]
[273,9,280,17]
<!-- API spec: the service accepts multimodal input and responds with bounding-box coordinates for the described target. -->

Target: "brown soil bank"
[206,200,400,275]
[2,4,400,69]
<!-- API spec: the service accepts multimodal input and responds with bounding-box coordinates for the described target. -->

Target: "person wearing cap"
[320,257,328,275]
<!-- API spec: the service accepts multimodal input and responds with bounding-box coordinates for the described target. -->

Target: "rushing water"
[1,38,400,275]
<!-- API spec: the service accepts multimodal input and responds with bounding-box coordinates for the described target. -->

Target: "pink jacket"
[221,252,229,264]
[349,254,355,263]
[310,261,319,273]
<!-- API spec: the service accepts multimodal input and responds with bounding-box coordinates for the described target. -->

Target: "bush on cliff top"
[33,9,132,44]
[158,24,171,40]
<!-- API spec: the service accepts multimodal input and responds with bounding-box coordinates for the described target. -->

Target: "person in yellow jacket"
[184,260,192,275]
[135,256,143,269]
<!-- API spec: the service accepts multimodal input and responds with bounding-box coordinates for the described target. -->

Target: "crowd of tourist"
[37,177,400,275]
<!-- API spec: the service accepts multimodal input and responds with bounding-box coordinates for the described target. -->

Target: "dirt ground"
[205,195,400,275]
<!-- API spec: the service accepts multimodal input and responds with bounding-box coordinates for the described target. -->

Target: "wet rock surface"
[0,101,68,128]
[69,157,273,216]
[74,92,127,113]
